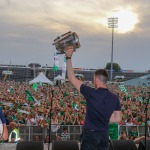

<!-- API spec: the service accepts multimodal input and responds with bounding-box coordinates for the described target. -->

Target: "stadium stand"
[0,64,149,82]
[125,74,150,86]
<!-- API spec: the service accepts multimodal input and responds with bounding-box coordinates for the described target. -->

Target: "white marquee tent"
[54,75,65,85]
[54,75,65,81]
[29,72,53,85]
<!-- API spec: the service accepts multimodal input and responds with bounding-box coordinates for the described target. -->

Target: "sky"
[0,0,150,72]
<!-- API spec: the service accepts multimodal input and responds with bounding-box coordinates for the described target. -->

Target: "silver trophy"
[53,31,81,54]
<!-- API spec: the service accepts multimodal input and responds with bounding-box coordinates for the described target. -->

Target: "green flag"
[80,100,86,105]
[138,96,143,102]
[118,84,128,94]
[73,102,79,110]
[63,91,68,97]
[25,90,34,102]
[7,86,14,93]
[32,83,38,90]
[53,65,58,71]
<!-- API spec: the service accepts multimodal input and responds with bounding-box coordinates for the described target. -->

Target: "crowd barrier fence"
[10,125,150,141]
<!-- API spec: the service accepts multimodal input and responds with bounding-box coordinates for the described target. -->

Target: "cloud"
[0,0,150,71]
[0,0,130,34]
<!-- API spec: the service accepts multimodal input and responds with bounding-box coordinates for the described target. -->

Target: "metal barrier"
[18,125,83,141]
[16,125,150,141]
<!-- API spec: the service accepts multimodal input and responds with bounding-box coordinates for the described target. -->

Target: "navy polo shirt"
[0,108,6,124]
[80,84,121,131]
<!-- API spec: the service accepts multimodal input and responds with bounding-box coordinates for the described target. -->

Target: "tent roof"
[54,75,65,80]
[29,72,53,85]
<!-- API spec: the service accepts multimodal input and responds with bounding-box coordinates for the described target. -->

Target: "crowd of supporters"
[0,80,150,139]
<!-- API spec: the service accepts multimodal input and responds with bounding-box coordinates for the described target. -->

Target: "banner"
[17,109,30,115]
[109,123,119,140]
[62,55,66,79]
[53,49,59,71]
[2,71,13,75]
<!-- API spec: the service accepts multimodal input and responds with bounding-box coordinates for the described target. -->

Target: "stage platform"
[0,142,140,150]
[0,143,52,150]
[0,143,81,150]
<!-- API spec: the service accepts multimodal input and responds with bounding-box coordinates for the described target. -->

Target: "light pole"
[108,17,118,81]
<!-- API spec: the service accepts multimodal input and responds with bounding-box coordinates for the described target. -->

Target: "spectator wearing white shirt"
[125,118,134,126]
[61,127,69,141]
[26,114,36,126]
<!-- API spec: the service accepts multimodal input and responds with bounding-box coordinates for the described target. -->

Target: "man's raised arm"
[65,46,83,92]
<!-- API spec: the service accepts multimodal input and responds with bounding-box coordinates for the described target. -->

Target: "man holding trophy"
[53,31,122,150]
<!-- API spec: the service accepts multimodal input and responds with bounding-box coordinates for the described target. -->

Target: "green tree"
[105,62,121,72]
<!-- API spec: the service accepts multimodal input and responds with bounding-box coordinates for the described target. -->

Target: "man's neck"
[96,84,107,89]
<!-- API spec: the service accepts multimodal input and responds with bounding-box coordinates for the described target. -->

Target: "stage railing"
[13,125,150,141]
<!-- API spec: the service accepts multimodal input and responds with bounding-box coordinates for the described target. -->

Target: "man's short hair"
[63,127,67,131]
[94,69,108,83]
[9,122,16,127]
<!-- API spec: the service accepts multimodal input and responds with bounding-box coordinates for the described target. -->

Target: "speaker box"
[138,140,150,150]
[109,140,137,150]
[52,140,79,150]
[16,141,44,150]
